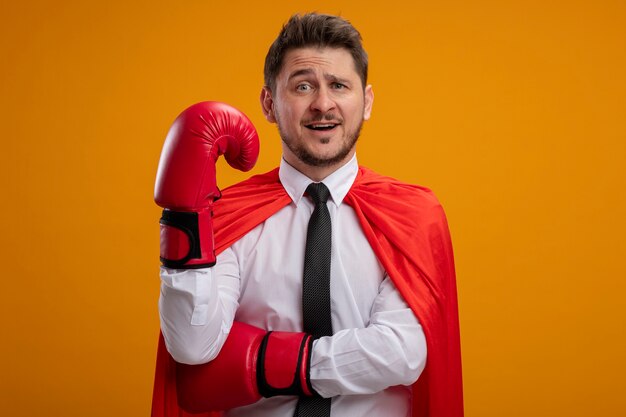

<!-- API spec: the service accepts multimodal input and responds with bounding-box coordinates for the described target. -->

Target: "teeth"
[307,124,336,130]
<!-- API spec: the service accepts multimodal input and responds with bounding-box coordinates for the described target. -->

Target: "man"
[151,13,463,417]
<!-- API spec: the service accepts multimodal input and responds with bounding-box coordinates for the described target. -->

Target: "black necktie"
[294,182,333,417]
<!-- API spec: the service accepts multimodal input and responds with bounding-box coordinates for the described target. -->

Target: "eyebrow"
[287,69,350,85]
[288,68,314,81]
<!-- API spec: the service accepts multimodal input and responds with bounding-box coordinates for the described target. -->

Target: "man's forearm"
[158,266,239,364]
[310,278,427,396]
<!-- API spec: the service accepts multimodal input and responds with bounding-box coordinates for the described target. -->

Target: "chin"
[301,146,353,168]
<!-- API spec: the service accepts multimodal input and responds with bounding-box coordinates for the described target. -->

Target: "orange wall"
[1,1,625,416]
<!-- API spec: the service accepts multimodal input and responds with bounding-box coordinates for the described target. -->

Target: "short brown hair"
[263,13,368,92]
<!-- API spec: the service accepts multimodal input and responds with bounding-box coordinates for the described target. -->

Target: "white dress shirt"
[159,155,427,417]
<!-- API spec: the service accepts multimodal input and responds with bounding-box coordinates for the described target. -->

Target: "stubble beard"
[277,115,363,168]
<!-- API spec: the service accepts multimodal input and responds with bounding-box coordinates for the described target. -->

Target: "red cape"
[151,166,463,417]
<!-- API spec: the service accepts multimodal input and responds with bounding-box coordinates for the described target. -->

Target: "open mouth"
[305,123,339,131]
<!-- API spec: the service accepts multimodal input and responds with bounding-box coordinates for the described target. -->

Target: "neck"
[282,150,355,182]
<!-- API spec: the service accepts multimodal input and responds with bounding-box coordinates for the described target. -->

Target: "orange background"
[1,1,625,416]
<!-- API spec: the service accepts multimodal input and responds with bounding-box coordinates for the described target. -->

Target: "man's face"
[261,47,373,170]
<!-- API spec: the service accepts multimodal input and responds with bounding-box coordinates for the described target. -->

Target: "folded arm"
[311,276,427,396]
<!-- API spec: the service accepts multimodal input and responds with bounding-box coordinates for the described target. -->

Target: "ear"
[363,84,374,121]
[260,87,276,123]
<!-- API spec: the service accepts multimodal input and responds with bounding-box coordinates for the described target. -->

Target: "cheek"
[277,105,300,127]
[345,104,364,123]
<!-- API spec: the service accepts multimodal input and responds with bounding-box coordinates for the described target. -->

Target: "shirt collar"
[279,154,359,207]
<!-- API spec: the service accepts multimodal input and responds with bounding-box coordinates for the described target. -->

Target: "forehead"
[278,47,358,80]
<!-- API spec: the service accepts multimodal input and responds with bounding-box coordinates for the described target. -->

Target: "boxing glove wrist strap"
[257,331,317,398]
[159,207,215,269]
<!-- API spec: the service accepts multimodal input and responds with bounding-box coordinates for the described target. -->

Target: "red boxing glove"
[154,102,259,268]
[176,322,316,413]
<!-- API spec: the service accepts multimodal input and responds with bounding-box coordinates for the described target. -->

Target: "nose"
[310,86,336,113]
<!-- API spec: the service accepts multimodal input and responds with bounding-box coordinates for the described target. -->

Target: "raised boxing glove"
[176,322,317,413]
[154,101,259,268]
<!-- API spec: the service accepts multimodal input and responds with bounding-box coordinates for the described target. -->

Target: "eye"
[296,83,312,92]
[332,82,346,90]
